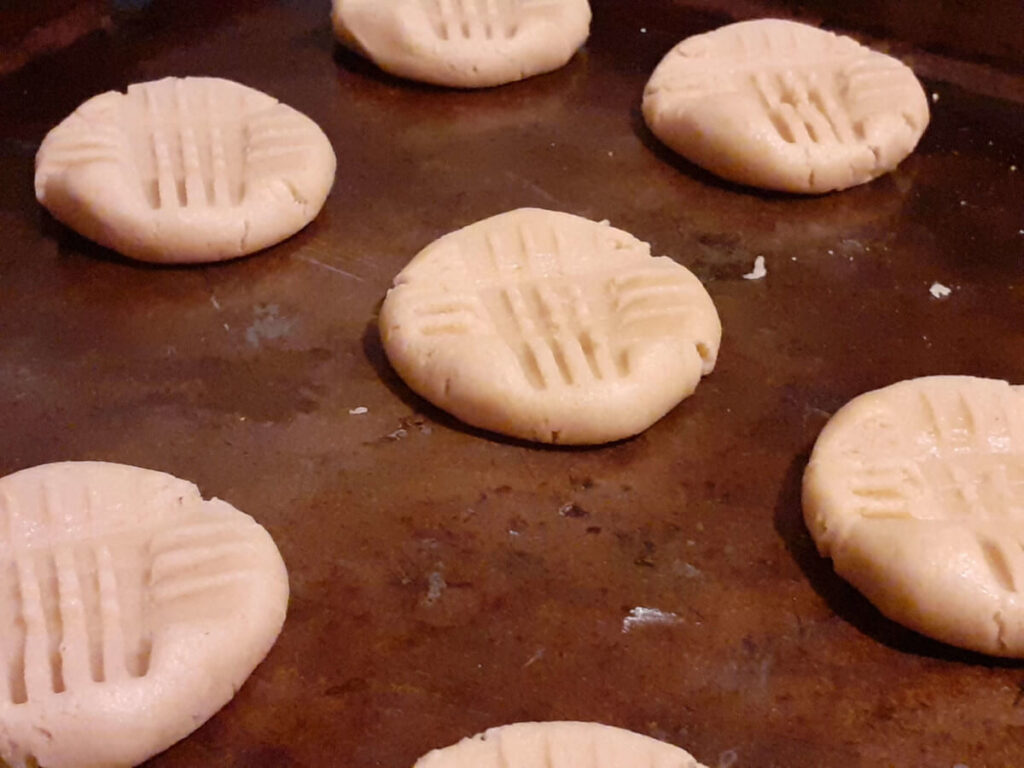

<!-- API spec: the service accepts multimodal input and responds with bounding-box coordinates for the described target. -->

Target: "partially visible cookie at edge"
[0,461,289,768]
[643,18,929,193]
[35,76,336,264]
[803,376,1024,656]
[332,0,591,88]
[415,721,710,768]
[379,208,721,445]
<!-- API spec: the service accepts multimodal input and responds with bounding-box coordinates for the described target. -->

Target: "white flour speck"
[349,406,368,415]
[523,648,545,668]
[931,92,940,102]
[743,255,767,280]
[622,606,682,633]
[930,282,952,299]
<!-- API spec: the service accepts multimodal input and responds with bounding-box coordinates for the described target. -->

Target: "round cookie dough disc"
[35,77,336,264]
[0,461,289,768]
[331,0,591,88]
[379,208,721,445]
[415,721,709,768]
[803,376,1024,656]
[642,18,929,193]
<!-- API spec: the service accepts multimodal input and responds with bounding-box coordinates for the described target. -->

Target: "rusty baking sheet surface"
[1,1,1023,766]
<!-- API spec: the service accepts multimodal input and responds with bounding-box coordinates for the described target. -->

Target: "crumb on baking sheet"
[622,606,681,633]
[349,406,368,415]
[929,282,952,299]
[743,255,767,280]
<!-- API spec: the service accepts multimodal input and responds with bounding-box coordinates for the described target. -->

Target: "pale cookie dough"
[331,0,591,88]
[35,77,336,263]
[643,18,929,193]
[803,376,1024,656]
[415,721,710,768]
[379,208,721,445]
[0,461,289,767]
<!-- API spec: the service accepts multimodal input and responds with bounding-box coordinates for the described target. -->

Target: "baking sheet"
[1,1,1023,765]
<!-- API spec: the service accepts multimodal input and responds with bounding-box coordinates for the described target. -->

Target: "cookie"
[643,18,929,193]
[803,376,1024,656]
[0,461,289,767]
[379,208,721,444]
[331,0,591,88]
[415,721,709,768]
[35,77,336,263]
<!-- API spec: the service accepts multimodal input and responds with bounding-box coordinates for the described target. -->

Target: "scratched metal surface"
[1,1,1023,766]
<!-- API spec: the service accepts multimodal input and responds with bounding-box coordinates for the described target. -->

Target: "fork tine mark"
[95,544,129,682]
[144,82,179,210]
[54,547,90,688]
[203,82,230,206]
[149,540,255,585]
[151,568,254,604]
[16,555,50,701]
[174,78,206,207]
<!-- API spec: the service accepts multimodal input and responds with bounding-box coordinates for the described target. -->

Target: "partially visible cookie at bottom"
[0,461,289,768]
[415,721,709,768]
[379,208,721,445]
[803,376,1024,656]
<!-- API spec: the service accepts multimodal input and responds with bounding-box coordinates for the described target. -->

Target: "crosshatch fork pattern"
[403,218,706,391]
[135,78,249,210]
[0,480,265,706]
[842,385,1024,526]
[38,78,326,213]
[646,21,923,149]
[805,380,1024,657]
[130,78,322,211]
[0,484,151,705]
[421,0,561,42]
